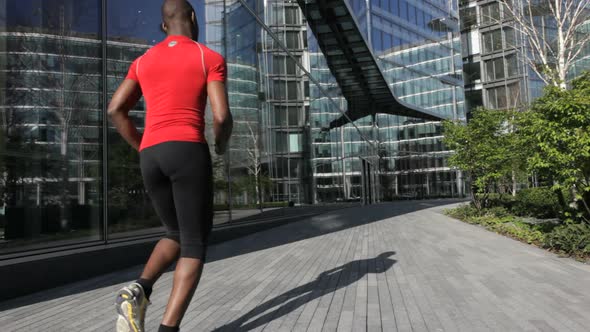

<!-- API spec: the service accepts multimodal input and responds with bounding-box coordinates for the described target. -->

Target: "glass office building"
[459,1,590,112]
[0,0,462,258]
[570,19,590,80]
[349,0,465,198]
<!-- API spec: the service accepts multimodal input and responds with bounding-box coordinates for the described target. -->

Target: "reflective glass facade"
[1,0,463,257]
[1,0,107,253]
[331,0,465,199]
[570,20,590,80]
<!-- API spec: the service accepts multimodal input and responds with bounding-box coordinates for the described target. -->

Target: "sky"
[1,0,209,45]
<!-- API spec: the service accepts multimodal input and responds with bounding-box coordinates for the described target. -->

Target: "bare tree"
[500,0,590,89]
[244,121,264,210]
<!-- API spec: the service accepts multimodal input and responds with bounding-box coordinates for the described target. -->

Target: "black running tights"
[140,141,213,260]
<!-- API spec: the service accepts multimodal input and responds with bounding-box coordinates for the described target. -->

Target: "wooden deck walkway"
[1,200,590,331]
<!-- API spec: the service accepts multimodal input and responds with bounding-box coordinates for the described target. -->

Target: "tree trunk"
[512,169,517,196]
[556,2,567,91]
[255,170,262,212]
[556,188,567,212]
[470,182,482,210]
[581,191,590,224]
[60,130,70,231]
[550,177,569,213]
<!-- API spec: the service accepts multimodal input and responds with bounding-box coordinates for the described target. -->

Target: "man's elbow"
[214,112,233,127]
[107,104,124,119]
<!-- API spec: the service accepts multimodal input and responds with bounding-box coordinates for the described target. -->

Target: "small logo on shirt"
[168,41,178,47]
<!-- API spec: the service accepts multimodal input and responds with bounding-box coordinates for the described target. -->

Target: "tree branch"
[502,0,590,87]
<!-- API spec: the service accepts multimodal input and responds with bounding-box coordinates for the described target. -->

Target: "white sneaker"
[115,282,151,332]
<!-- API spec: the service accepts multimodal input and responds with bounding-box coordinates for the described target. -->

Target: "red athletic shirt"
[125,35,226,151]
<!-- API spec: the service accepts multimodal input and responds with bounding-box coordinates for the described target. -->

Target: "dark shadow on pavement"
[212,251,397,332]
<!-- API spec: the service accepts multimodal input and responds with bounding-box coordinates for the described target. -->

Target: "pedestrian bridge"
[296,0,444,129]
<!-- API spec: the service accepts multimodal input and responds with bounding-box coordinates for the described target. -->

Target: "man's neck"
[166,24,193,40]
[167,32,192,39]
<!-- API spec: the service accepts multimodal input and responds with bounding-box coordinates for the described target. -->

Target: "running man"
[107,1,232,331]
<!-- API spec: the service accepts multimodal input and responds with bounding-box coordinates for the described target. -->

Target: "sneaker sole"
[116,314,131,332]
[116,290,141,332]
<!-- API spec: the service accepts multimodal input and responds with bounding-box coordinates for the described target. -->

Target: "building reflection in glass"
[0,0,465,256]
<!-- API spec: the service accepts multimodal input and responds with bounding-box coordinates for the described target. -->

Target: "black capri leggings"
[140,141,213,260]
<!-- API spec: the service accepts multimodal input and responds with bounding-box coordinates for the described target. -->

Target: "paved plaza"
[1,200,590,331]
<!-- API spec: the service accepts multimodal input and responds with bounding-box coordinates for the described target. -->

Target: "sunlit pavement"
[1,200,589,332]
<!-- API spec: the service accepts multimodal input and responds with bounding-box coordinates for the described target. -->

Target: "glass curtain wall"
[223,0,262,220]
[0,0,379,256]
[308,36,349,203]
[263,0,310,205]
[354,0,466,199]
[2,0,469,257]
[305,11,381,204]
[1,0,104,253]
[568,20,590,80]
[223,0,379,208]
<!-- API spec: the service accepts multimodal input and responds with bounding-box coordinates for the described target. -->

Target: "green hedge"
[486,194,517,210]
[445,204,589,259]
[481,188,564,219]
[512,187,561,219]
[544,223,590,257]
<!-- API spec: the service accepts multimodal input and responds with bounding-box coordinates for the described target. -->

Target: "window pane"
[289,134,302,153]
[481,2,500,24]
[400,0,408,20]
[493,30,503,51]
[504,27,515,48]
[496,86,507,108]
[483,32,493,53]
[272,5,284,25]
[485,60,495,81]
[287,81,300,99]
[288,106,302,126]
[508,82,522,107]
[494,58,505,80]
[286,56,299,75]
[286,31,300,49]
[408,5,416,24]
[463,61,481,84]
[273,56,285,75]
[460,7,477,30]
[487,88,497,108]
[285,7,299,25]
[506,54,519,77]
[273,81,286,100]
[275,106,288,126]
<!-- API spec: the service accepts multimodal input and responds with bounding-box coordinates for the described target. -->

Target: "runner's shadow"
[212,251,397,331]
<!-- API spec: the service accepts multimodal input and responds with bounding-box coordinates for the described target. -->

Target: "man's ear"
[161,22,167,33]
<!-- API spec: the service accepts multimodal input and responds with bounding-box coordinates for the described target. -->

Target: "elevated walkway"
[297,0,444,129]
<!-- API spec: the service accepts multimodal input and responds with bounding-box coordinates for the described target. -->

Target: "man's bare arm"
[208,80,233,155]
[107,79,143,151]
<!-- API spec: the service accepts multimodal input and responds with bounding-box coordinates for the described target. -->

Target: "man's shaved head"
[161,0,194,25]
[160,0,198,39]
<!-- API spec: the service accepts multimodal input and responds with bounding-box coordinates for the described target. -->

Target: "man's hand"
[209,80,232,156]
[215,141,227,155]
